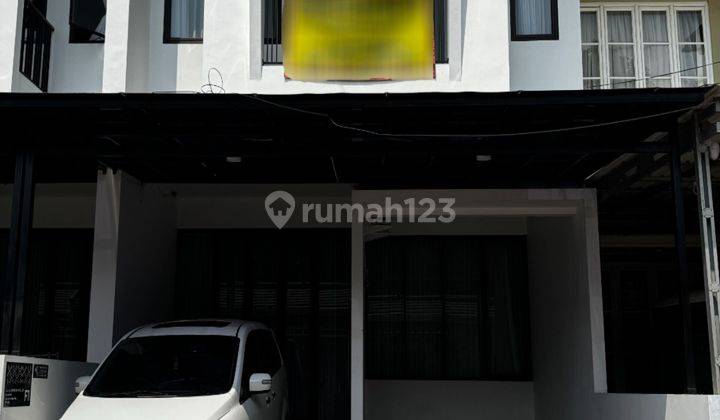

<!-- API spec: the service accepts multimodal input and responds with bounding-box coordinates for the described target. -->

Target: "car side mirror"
[248,373,272,394]
[75,376,91,394]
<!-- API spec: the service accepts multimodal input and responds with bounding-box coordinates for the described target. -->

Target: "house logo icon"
[265,191,295,229]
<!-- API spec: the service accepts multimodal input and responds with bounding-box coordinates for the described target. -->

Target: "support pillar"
[1,151,35,354]
[694,114,720,393]
[671,129,697,393]
[350,219,364,420]
[86,171,177,362]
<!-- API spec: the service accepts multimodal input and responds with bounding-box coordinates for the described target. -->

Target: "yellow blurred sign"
[283,0,436,81]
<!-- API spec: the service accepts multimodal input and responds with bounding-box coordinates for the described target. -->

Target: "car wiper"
[95,390,193,398]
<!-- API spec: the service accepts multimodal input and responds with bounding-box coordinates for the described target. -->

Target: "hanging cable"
[596,60,720,88]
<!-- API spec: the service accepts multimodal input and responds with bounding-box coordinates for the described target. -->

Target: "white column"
[350,219,364,420]
[203,0,252,92]
[0,0,24,92]
[86,171,122,363]
[102,0,150,92]
[447,0,462,81]
[86,171,177,363]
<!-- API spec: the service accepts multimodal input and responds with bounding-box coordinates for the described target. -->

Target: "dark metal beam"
[671,128,696,393]
[1,151,35,355]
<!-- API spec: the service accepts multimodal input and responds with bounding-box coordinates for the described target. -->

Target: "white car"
[61,320,288,420]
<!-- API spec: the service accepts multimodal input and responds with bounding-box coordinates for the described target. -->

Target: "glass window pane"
[681,78,703,87]
[611,79,637,89]
[609,45,635,77]
[584,79,601,90]
[581,12,598,43]
[677,11,703,42]
[679,44,706,76]
[607,11,634,43]
[642,11,668,43]
[643,45,670,77]
[646,78,672,88]
[515,0,553,36]
[170,0,204,39]
[582,45,600,78]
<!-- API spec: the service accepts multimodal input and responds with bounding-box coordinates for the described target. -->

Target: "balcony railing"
[262,0,449,65]
[19,2,54,92]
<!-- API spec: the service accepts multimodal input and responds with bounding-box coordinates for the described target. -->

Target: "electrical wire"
[240,94,699,138]
[596,60,720,88]
[198,68,705,139]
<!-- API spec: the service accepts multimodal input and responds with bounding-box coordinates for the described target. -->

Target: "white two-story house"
[1,1,720,420]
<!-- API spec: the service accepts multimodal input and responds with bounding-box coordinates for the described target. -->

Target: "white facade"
[0,0,591,94]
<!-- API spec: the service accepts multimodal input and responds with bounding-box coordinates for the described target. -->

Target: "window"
[69,0,106,43]
[511,0,559,40]
[581,4,711,89]
[365,236,531,380]
[581,11,601,89]
[607,10,636,88]
[677,10,707,87]
[241,330,281,397]
[84,335,240,397]
[164,0,204,43]
[261,0,449,64]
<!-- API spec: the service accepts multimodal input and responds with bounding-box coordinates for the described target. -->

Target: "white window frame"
[581,2,713,89]
[581,10,603,89]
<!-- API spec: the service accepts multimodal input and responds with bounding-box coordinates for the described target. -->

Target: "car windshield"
[84,335,239,398]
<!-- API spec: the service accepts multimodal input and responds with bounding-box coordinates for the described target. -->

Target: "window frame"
[581,2,713,89]
[638,7,673,88]
[604,7,639,88]
[581,10,603,89]
[163,0,204,44]
[510,0,560,41]
[68,0,105,44]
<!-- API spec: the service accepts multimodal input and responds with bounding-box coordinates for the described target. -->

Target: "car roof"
[128,319,253,338]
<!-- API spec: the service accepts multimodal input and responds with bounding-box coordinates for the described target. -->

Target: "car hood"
[61,391,238,420]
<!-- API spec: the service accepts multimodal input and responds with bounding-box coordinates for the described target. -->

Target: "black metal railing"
[263,0,282,64]
[262,0,449,65]
[19,2,54,92]
[434,0,448,63]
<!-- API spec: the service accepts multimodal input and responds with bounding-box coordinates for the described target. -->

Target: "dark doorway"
[175,229,350,420]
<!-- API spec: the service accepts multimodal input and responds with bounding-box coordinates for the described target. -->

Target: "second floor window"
[581,4,711,89]
[511,0,559,40]
[164,0,204,43]
[70,0,106,43]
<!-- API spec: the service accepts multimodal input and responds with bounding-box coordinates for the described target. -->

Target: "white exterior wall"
[46,0,104,93]
[148,0,203,92]
[0,355,96,420]
[510,0,584,90]
[0,0,590,93]
[242,0,510,93]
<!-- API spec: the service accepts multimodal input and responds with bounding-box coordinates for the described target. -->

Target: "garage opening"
[174,228,350,420]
